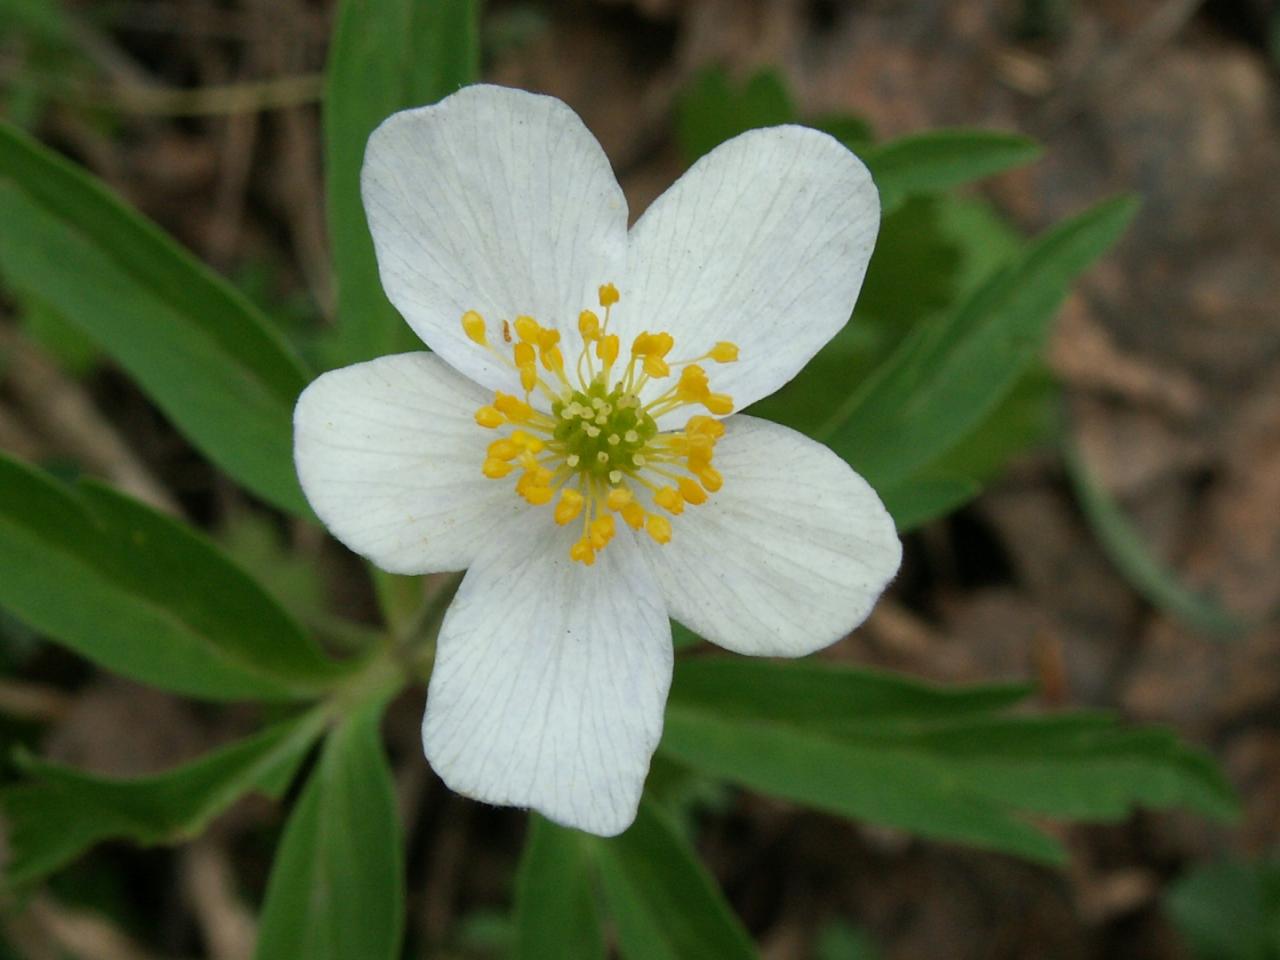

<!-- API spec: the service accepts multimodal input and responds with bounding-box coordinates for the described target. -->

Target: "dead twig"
[182,836,257,960]
[0,326,181,515]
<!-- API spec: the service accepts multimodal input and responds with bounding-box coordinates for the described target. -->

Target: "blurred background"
[1,0,1279,957]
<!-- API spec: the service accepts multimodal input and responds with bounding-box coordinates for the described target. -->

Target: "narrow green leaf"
[323,0,480,366]
[855,714,1237,822]
[0,122,311,514]
[0,453,350,701]
[821,196,1138,489]
[864,129,1042,210]
[0,708,325,885]
[878,367,1059,532]
[1065,443,1244,637]
[595,799,756,960]
[669,657,1030,731]
[515,816,606,960]
[661,658,1236,864]
[254,699,404,960]
[661,705,1065,864]
[879,474,980,532]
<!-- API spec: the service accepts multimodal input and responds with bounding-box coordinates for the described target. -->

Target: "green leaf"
[675,66,795,164]
[323,0,480,367]
[879,475,980,532]
[0,452,349,701]
[515,816,606,960]
[879,366,1059,531]
[669,657,1030,731]
[863,129,1042,211]
[1167,858,1280,960]
[0,122,312,514]
[16,289,99,375]
[595,799,756,960]
[1065,442,1244,638]
[254,699,404,960]
[660,657,1235,864]
[820,195,1138,491]
[0,708,325,885]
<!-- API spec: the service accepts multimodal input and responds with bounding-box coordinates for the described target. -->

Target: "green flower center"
[551,381,658,482]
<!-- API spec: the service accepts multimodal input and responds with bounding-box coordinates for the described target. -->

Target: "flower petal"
[423,527,671,836]
[363,84,628,393]
[294,353,516,574]
[645,415,900,656]
[621,126,878,419]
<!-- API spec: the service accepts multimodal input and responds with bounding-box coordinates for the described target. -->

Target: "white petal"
[645,415,900,656]
[363,84,628,393]
[294,353,517,574]
[620,126,878,420]
[424,526,671,836]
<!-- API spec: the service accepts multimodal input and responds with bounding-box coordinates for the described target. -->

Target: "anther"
[709,341,739,363]
[704,393,734,415]
[461,310,487,345]
[554,489,584,525]
[488,439,521,460]
[482,458,513,479]
[678,476,708,505]
[621,502,645,529]
[514,315,540,343]
[645,513,672,544]
[598,283,619,307]
[475,406,503,428]
[570,538,596,566]
[597,334,619,367]
[655,486,685,515]
[494,392,533,421]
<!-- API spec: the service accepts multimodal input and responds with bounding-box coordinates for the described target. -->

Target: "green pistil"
[551,380,657,479]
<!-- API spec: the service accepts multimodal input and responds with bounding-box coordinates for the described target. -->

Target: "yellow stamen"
[704,393,734,415]
[597,334,619,367]
[655,486,685,515]
[677,476,708,505]
[569,538,596,566]
[513,316,538,344]
[542,344,565,375]
[554,488,585,525]
[589,515,615,549]
[466,282,734,563]
[482,458,513,479]
[645,513,672,544]
[621,501,645,529]
[488,438,521,460]
[510,430,544,453]
[709,341,739,363]
[494,392,533,422]
[462,310,487,345]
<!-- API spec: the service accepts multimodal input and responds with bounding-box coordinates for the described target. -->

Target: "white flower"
[294,84,901,836]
